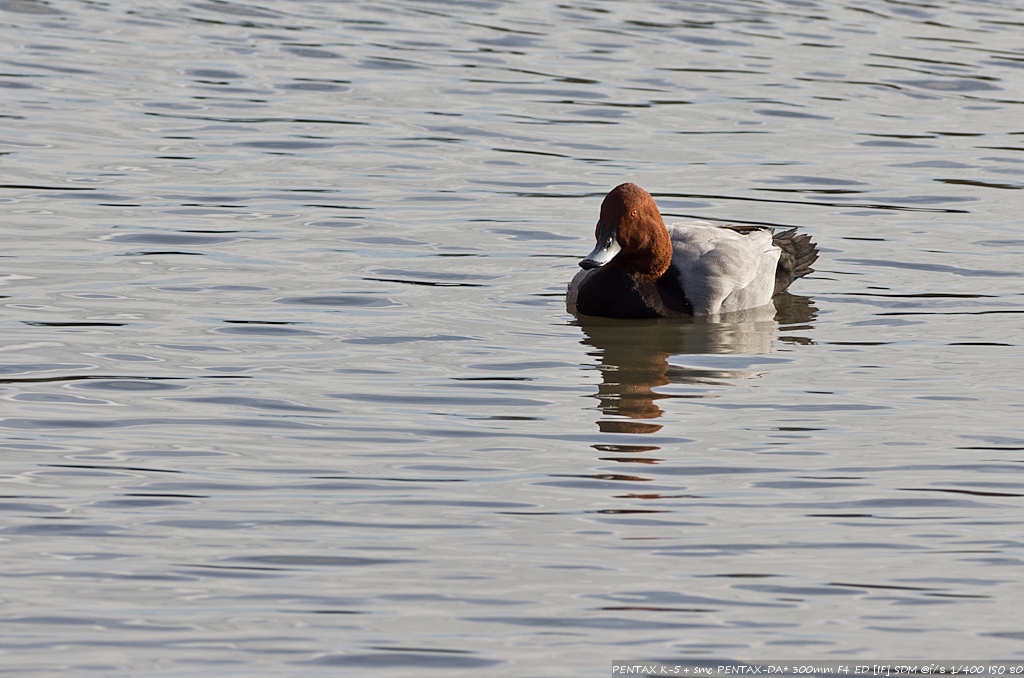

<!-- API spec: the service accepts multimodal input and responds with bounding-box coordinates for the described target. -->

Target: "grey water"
[1,0,1022,675]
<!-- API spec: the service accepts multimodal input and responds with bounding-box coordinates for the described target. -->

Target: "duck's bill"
[579,231,621,270]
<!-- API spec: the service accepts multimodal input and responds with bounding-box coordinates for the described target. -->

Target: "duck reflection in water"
[573,294,816,434]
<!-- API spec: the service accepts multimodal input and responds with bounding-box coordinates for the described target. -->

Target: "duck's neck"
[613,222,672,280]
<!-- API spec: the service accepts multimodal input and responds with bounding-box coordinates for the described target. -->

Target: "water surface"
[1,0,1023,675]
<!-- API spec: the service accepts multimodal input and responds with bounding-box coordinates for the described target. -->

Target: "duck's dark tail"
[772,229,818,295]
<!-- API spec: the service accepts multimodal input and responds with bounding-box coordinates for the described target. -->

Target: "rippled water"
[2,0,1023,674]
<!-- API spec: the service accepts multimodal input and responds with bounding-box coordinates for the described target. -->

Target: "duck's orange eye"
[631,209,638,217]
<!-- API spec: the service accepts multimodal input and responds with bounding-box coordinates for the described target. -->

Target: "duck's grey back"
[665,221,780,315]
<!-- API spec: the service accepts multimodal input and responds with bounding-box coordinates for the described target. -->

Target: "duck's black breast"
[575,265,693,319]
[655,263,694,316]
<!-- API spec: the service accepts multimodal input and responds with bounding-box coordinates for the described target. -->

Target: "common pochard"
[567,183,818,318]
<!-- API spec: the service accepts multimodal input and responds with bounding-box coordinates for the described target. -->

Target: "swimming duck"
[567,183,818,318]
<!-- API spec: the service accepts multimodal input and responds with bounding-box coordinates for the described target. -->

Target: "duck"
[567,182,818,319]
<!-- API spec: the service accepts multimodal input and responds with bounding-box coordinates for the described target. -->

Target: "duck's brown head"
[580,182,672,279]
